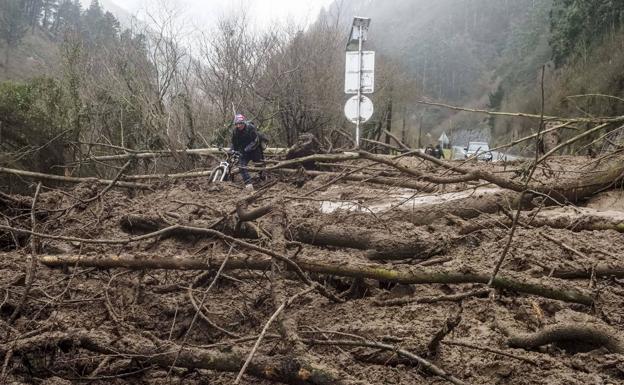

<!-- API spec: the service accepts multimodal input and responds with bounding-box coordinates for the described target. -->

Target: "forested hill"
[323,0,624,143]
[328,0,551,104]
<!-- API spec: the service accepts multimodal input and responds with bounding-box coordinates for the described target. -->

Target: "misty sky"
[97,0,335,28]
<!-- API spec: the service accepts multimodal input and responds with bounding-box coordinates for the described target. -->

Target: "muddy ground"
[1,154,624,385]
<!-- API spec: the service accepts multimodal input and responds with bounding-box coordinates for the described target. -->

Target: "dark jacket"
[231,122,263,161]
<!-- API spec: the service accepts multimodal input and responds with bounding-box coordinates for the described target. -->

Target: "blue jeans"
[239,157,252,184]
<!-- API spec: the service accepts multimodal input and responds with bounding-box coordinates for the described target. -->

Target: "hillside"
[0,0,132,82]
[324,0,623,148]
[0,28,59,81]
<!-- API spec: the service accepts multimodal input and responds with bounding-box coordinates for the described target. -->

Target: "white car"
[465,142,493,162]
[451,146,466,160]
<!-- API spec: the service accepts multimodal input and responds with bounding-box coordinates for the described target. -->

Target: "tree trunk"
[0,329,342,385]
[120,214,260,240]
[0,166,150,189]
[507,324,624,353]
[289,221,448,260]
[459,207,624,234]
[40,254,594,305]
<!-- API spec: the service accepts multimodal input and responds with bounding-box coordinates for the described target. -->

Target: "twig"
[539,232,588,259]
[306,338,469,385]
[0,166,150,189]
[416,256,453,267]
[0,349,14,382]
[442,340,538,365]
[567,94,624,104]
[416,99,624,124]
[234,286,315,384]
[374,288,490,307]
[428,310,462,356]
[383,129,412,151]
[187,287,239,337]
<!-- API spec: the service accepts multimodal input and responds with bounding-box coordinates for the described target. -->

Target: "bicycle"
[209,148,241,183]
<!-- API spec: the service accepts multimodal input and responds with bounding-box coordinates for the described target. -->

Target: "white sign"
[344,95,374,124]
[345,51,375,94]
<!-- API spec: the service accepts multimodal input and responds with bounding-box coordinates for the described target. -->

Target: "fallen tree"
[40,254,594,305]
[361,150,624,204]
[459,207,624,234]
[0,329,342,385]
[289,221,447,260]
[398,189,527,225]
[274,168,437,192]
[120,214,261,239]
[119,214,446,260]
[507,323,624,354]
[0,166,150,189]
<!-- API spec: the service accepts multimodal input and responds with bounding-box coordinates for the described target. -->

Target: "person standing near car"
[433,144,445,159]
[231,114,264,189]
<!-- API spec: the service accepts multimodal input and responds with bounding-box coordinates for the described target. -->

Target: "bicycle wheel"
[209,167,225,183]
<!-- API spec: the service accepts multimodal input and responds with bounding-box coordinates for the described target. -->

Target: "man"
[231,114,264,189]
[433,144,445,159]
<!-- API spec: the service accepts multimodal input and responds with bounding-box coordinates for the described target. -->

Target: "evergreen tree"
[0,0,29,67]
[550,0,624,66]
[51,0,81,37]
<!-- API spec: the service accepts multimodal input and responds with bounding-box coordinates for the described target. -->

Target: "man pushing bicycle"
[231,114,264,189]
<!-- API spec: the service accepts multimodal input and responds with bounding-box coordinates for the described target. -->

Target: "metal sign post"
[345,17,372,148]
[356,24,362,146]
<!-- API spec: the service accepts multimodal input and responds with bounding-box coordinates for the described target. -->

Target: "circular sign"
[344,95,374,123]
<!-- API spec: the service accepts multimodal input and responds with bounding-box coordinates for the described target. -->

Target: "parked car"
[464,141,493,161]
[451,146,466,160]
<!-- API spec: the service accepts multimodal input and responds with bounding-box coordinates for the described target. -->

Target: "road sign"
[439,132,450,145]
[344,95,374,123]
[345,51,375,94]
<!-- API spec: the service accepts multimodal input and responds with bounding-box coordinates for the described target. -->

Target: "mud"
[1,155,624,385]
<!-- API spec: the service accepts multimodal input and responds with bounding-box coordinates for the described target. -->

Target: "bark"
[403,190,526,226]
[551,265,624,279]
[459,207,624,234]
[285,134,323,169]
[289,221,448,260]
[237,204,274,222]
[119,214,260,239]
[40,255,594,305]
[0,329,342,385]
[507,324,624,353]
